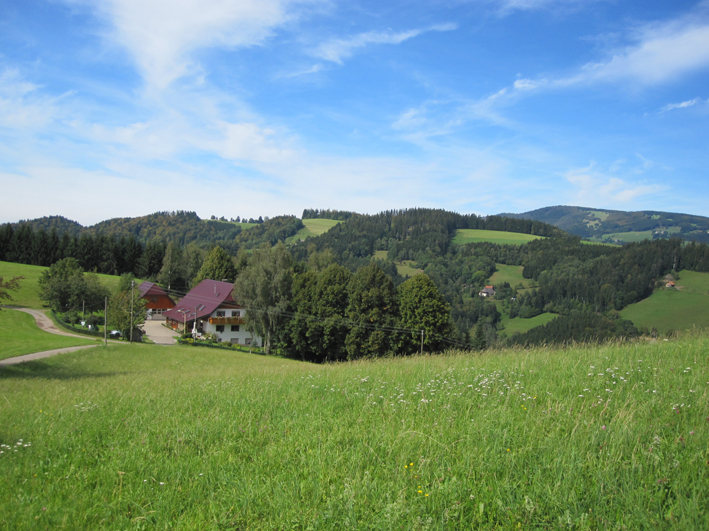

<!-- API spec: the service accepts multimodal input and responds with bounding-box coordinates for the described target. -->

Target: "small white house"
[202,307,260,346]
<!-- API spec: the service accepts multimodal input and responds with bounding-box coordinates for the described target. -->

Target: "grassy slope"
[0,338,707,529]
[452,229,543,246]
[488,264,553,335]
[0,309,97,360]
[620,270,709,333]
[488,264,532,289]
[499,312,558,336]
[286,219,342,244]
[0,261,128,309]
[373,251,423,277]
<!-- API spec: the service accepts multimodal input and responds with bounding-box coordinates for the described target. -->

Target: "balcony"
[208,316,245,325]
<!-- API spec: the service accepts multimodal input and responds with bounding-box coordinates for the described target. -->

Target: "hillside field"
[0,309,98,361]
[286,219,342,244]
[373,251,423,277]
[498,312,558,336]
[488,264,533,290]
[620,270,709,334]
[452,229,543,246]
[0,261,130,309]
[0,336,707,529]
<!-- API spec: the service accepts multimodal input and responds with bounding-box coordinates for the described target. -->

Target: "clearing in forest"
[452,229,542,246]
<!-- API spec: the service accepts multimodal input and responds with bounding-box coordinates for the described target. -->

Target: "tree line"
[233,244,456,361]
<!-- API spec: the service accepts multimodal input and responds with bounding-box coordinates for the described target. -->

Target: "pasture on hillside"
[498,312,558,336]
[373,251,424,277]
[452,230,543,246]
[1,337,707,529]
[0,309,97,361]
[286,219,342,244]
[488,264,533,290]
[0,261,129,309]
[620,270,709,334]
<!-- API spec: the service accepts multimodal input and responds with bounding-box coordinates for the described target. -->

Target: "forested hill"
[500,205,709,244]
[8,212,304,254]
[290,208,564,266]
[12,215,84,237]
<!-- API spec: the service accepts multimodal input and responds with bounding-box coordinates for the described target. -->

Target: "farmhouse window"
[231,310,240,317]
[216,325,225,332]
[231,325,240,332]
[216,311,226,317]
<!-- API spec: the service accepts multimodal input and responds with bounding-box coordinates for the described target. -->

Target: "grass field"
[620,270,709,334]
[0,261,131,309]
[498,312,558,336]
[488,264,533,290]
[0,309,98,361]
[373,251,423,278]
[452,229,543,246]
[0,337,707,529]
[286,219,342,244]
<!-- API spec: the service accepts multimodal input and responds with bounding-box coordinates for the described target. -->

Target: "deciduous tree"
[233,243,294,354]
[397,273,452,354]
[0,275,23,308]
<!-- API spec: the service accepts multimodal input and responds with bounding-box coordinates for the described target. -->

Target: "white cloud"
[68,0,313,90]
[0,69,64,130]
[313,23,457,65]
[577,22,709,85]
[565,163,665,206]
[661,97,703,112]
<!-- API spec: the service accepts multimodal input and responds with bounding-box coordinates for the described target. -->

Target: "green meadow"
[373,251,423,278]
[489,264,533,290]
[0,309,97,361]
[498,312,558,336]
[0,261,128,309]
[620,270,709,334]
[1,335,707,529]
[286,219,342,244]
[452,230,543,246]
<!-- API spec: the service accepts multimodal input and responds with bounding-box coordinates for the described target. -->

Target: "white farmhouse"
[164,279,261,346]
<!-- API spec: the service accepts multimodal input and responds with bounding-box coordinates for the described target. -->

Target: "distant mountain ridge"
[499,205,709,244]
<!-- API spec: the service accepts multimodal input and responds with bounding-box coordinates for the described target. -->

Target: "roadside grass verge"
[620,270,709,334]
[0,309,97,361]
[0,261,130,309]
[452,229,543,246]
[0,337,707,529]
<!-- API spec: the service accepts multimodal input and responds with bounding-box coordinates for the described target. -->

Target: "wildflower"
[601,425,607,430]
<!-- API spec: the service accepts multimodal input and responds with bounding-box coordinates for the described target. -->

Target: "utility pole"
[130,280,134,343]
[420,330,424,355]
[104,297,107,347]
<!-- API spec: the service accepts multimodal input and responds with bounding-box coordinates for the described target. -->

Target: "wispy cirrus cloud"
[65,0,318,90]
[660,97,705,112]
[312,23,457,65]
[565,163,665,206]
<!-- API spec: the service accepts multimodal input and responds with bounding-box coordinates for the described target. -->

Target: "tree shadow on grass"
[0,360,130,380]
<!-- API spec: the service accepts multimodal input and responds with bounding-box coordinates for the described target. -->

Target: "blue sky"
[1,0,709,225]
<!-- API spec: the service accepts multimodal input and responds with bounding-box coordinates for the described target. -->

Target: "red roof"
[163,279,238,323]
[138,281,169,298]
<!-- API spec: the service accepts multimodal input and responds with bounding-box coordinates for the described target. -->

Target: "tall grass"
[0,335,707,529]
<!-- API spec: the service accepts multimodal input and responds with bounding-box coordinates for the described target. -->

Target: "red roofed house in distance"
[163,279,261,347]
